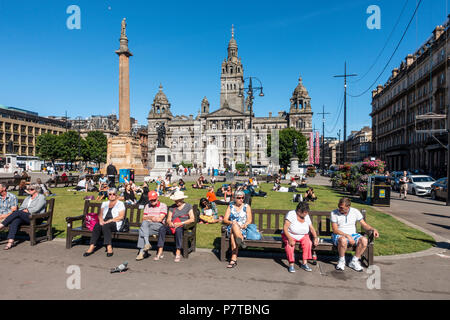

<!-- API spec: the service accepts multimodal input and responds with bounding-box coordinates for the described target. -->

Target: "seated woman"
[223,190,252,268]
[83,188,125,257]
[198,198,220,224]
[282,202,319,272]
[74,177,87,191]
[154,191,195,262]
[120,183,137,205]
[210,175,216,185]
[207,186,228,206]
[224,186,233,203]
[36,178,52,197]
[304,187,317,202]
[178,179,186,191]
[18,179,29,196]
[96,183,109,201]
[0,184,47,250]
[137,180,150,206]
[272,179,281,191]
[299,178,307,188]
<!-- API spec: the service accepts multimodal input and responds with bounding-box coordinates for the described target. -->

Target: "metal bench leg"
[66,232,72,249]
[182,236,189,258]
[220,237,228,261]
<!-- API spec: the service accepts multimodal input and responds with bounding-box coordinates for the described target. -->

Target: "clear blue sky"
[1,0,448,139]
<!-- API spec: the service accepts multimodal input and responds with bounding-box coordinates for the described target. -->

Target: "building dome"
[293,76,310,98]
[153,84,169,104]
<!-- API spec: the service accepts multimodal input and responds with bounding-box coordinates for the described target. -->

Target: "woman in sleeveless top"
[223,190,252,268]
[154,191,195,262]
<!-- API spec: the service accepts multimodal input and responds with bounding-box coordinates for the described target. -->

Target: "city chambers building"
[147,28,313,170]
[371,18,449,178]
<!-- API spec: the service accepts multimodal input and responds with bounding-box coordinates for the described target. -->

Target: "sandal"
[4,242,14,250]
[153,254,164,261]
[174,255,182,263]
[227,260,237,268]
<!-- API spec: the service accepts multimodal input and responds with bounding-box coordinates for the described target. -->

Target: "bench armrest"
[367,229,375,244]
[183,222,196,230]
[30,212,51,220]
[66,215,84,223]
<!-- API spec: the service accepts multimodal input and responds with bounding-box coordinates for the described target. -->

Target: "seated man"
[331,198,379,272]
[74,177,87,191]
[303,187,317,202]
[0,183,18,223]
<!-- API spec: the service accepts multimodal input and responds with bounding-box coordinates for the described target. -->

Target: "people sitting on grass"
[299,177,307,188]
[272,177,281,191]
[86,177,98,193]
[223,190,252,268]
[332,197,379,272]
[136,191,167,261]
[154,191,195,263]
[304,187,317,202]
[178,179,186,191]
[282,201,319,273]
[198,198,220,224]
[210,175,216,185]
[98,174,108,189]
[192,175,206,189]
[137,179,151,206]
[224,185,233,203]
[74,177,87,191]
[0,184,46,250]
[206,186,228,206]
[83,188,125,257]
[120,182,137,205]
[18,179,29,196]
[96,183,109,201]
[36,178,52,197]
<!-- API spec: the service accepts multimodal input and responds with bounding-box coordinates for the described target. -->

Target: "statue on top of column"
[156,123,166,148]
[121,18,127,38]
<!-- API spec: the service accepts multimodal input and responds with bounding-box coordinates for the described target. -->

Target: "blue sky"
[0,0,448,139]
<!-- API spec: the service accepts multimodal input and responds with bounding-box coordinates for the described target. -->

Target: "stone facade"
[147,28,313,171]
[371,18,449,178]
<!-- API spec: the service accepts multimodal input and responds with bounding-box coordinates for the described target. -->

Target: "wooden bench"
[220,208,374,267]
[48,175,79,188]
[65,200,199,258]
[0,198,55,245]
[0,176,31,190]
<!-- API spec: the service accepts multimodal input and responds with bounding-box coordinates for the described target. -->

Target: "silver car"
[407,175,436,196]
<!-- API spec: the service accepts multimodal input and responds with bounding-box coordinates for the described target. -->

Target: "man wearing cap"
[136,190,168,261]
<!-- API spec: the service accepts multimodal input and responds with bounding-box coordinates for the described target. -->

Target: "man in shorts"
[331,198,379,272]
[399,171,410,200]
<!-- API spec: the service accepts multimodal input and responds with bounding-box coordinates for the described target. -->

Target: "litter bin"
[367,175,391,207]
[130,169,135,182]
[214,169,218,176]
[119,169,131,183]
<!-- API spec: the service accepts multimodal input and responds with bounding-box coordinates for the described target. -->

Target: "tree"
[59,131,81,164]
[83,131,107,167]
[36,133,60,166]
[267,127,308,172]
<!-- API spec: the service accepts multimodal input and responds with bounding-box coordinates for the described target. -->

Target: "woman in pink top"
[282,202,319,273]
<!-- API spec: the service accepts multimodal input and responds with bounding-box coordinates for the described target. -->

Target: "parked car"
[430,177,448,201]
[407,175,436,196]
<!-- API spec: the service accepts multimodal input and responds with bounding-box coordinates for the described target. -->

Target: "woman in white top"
[282,202,319,273]
[83,188,125,257]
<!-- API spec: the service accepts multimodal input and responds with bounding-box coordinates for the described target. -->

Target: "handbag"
[246,223,262,240]
[85,212,99,231]
[119,217,130,233]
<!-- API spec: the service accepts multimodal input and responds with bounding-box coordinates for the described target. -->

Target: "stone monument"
[105,18,148,175]
[286,139,301,179]
[149,122,177,180]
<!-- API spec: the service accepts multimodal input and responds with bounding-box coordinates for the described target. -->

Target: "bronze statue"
[157,123,166,148]
[292,139,298,157]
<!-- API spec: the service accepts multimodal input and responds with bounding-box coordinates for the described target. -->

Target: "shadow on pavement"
[422,213,450,219]
[406,236,449,249]
[427,223,450,231]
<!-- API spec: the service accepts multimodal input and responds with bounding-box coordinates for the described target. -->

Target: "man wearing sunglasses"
[331,197,379,272]
[136,191,167,261]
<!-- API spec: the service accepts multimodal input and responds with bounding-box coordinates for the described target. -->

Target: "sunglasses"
[150,199,157,201]
[108,193,116,196]
[28,188,35,191]
[236,196,244,199]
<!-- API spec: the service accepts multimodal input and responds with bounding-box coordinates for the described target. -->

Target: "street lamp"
[238,77,264,178]
[75,116,83,171]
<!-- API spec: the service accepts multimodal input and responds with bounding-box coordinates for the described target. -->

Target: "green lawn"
[5,182,435,256]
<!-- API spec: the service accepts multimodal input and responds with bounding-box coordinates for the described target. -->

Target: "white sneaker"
[336,259,345,271]
[348,259,363,272]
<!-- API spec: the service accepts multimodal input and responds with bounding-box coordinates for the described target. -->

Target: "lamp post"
[238,77,264,178]
[75,116,83,171]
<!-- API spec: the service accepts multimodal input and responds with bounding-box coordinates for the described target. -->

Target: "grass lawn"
[4,182,435,256]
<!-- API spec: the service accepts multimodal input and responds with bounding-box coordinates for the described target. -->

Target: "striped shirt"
[143,201,168,218]
[0,192,18,214]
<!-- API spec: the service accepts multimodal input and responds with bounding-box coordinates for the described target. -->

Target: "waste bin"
[119,169,131,183]
[214,169,219,176]
[130,169,135,182]
[367,175,391,207]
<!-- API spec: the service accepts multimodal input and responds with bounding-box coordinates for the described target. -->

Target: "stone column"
[115,18,132,135]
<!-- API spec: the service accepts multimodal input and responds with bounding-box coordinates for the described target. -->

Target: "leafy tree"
[83,131,107,167]
[59,131,82,164]
[235,162,247,172]
[267,127,308,171]
[36,133,60,166]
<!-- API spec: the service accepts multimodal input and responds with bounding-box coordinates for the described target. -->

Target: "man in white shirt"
[331,198,379,272]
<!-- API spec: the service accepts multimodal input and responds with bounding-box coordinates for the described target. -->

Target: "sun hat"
[170,190,188,201]
[148,190,158,200]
